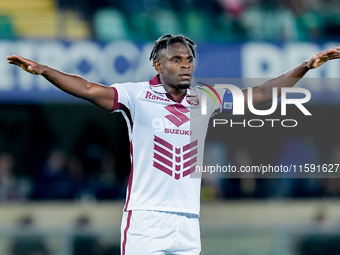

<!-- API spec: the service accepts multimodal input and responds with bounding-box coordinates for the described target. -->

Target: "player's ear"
[154,60,162,73]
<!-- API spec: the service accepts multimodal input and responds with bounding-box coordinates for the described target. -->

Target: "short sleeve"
[111,82,144,112]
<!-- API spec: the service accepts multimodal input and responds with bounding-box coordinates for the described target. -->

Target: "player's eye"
[173,59,180,63]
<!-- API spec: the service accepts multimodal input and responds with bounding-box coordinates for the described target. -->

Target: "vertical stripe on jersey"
[124,142,134,211]
[111,86,134,211]
[122,211,132,255]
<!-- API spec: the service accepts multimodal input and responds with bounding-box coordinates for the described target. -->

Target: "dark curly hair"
[149,34,196,62]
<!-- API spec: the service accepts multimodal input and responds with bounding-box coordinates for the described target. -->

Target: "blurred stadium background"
[0,0,340,254]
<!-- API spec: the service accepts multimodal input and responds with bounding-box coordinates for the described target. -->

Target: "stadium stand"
[93,8,129,41]
[0,0,58,38]
[0,0,89,39]
[0,13,14,38]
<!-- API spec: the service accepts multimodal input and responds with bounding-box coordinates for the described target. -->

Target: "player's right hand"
[7,54,44,75]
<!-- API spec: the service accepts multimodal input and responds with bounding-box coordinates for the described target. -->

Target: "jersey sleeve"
[110,82,142,112]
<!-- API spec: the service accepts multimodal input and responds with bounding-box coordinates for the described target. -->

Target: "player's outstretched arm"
[245,46,340,109]
[7,54,115,111]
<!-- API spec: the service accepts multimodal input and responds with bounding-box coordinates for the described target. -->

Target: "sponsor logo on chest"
[145,91,171,102]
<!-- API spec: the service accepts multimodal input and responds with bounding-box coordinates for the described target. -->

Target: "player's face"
[155,43,194,90]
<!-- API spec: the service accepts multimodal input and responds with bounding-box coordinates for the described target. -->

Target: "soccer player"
[7,34,340,255]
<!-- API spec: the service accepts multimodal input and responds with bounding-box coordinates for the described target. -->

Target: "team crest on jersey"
[186,95,199,106]
[153,135,198,180]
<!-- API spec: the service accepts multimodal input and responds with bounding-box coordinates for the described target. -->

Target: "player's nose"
[181,61,192,69]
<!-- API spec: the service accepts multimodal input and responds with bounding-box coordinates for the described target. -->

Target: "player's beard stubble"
[177,83,190,89]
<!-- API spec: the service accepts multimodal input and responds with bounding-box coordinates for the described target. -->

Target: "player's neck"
[163,85,186,101]
[160,78,187,101]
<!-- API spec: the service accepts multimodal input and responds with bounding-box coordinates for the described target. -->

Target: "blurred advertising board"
[0,40,339,103]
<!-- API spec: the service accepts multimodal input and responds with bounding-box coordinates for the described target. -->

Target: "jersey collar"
[149,75,197,97]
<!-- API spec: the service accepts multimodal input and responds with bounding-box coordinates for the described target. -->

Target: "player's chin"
[177,79,191,89]
[177,83,190,89]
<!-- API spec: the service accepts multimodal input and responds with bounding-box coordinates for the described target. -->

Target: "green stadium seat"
[0,14,14,39]
[295,10,323,41]
[150,10,182,37]
[129,11,153,41]
[243,252,267,255]
[184,10,211,41]
[93,8,130,41]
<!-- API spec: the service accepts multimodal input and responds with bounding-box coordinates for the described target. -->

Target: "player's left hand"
[307,46,340,69]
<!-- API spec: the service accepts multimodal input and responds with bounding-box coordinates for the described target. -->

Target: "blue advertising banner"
[0,40,339,103]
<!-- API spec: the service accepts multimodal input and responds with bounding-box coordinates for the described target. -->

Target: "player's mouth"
[179,73,192,79]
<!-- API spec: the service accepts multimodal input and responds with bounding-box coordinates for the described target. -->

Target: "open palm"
[307,46,340,69]
[7,54,43,75]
